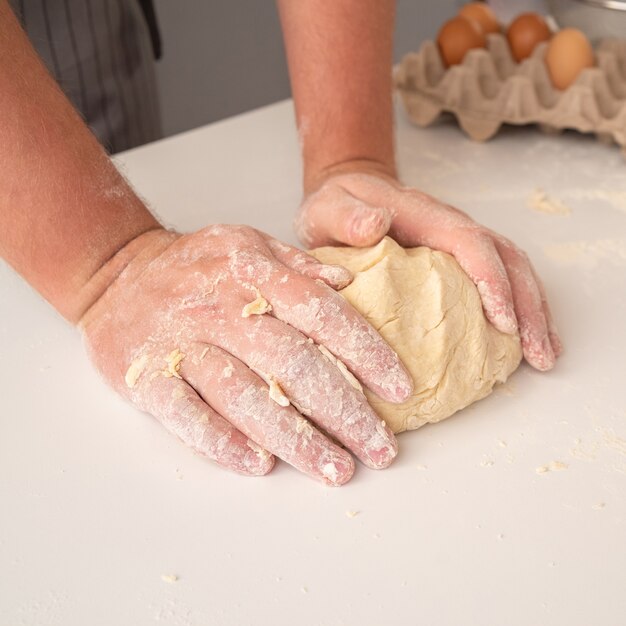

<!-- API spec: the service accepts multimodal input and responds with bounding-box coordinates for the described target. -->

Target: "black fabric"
[137,0,161,59]
[10,0,163,152]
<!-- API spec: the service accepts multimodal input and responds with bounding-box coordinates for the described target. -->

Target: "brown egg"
[437,16,487,67]
[545,28,595,90]
[506,13,552,62]
[458,3,500,35]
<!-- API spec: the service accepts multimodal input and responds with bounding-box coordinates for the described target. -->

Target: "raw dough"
[310,237,522,433]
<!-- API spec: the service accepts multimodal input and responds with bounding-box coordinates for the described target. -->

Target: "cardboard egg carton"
[395,33,626,153]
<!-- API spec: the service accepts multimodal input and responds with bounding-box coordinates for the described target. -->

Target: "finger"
[139,375,275,476]
[391,205,518,335]
[263,235,353,289]
[393,218,518,334]
[530,265,563,357]
[391,190,518,334]
[453,232,519,335]
[205,313,399,470]
[179,343,355,486]
[494,239,556,371]
[259,269,414,404]
[296,183,392,248]
[222,242,411,402]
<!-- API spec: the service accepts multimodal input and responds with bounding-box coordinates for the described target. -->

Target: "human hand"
[80,225,413,485]
[296,170,562,371]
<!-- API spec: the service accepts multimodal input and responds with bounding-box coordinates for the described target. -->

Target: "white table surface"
[2,99,626,626]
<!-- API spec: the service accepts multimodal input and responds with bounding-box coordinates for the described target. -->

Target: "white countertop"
[2,100,626,626]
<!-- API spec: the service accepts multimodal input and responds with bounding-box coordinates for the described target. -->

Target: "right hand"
[296,170,562,371]
[79,225,413,486]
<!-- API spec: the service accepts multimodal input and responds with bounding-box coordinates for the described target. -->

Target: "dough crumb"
[295,416,314,442]
[242,288,272,318]
[528,189,571,215]
[317,344,363,391]
[163,348,185,379]
[268,378,290,407]
[322,462,339,484]
[246,440,271,462]
[161,574,179,583]
[301,587,308,594]
[291,397,312,417]
[345,510,360,518]
[199,346,209,360]
[222,362,234,379]
[592,502,606,510]
[536,460,569,474]
[125,354,149,388]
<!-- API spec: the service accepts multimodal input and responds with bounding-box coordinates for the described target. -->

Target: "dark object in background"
[138,0,162,59]
[9,0,162,153]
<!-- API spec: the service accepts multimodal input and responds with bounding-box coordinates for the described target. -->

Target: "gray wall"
[153,0,460,138]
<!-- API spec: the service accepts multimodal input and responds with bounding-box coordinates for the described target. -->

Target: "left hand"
[295,168,562,372]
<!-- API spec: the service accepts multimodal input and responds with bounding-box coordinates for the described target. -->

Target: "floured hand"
[80,225,413,485]
[296,170,562,371]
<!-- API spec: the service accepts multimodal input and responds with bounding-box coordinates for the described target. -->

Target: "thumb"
[295,185,392,249]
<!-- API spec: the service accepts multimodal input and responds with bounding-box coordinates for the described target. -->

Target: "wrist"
[76,227,178,328]
[304,158,397,195]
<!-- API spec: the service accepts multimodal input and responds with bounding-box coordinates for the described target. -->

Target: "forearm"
[277,0,397,193]
[0,1,160,323]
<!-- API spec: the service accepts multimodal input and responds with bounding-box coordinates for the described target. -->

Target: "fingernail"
[550,331,563,357]
[351,206,391,244]
[380,365,414,403]
[547,319,563,357]
[528,336,555,371]
[318,264,353,289]
[320,453,355,486]
[542,335,556,365]
[243,443,275,476]
[364,422,398,469]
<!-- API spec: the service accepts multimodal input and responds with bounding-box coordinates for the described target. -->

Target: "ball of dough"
[310,237,522,434]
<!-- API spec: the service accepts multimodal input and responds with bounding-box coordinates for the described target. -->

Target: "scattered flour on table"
[564,189,626,214]
[568,408,626,474]
[536,460,569,474]
[528,189,572,215]
[543,238,626,269]
[161,574,179,583]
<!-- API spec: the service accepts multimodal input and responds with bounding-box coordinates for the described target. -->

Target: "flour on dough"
[310,237,522,433]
